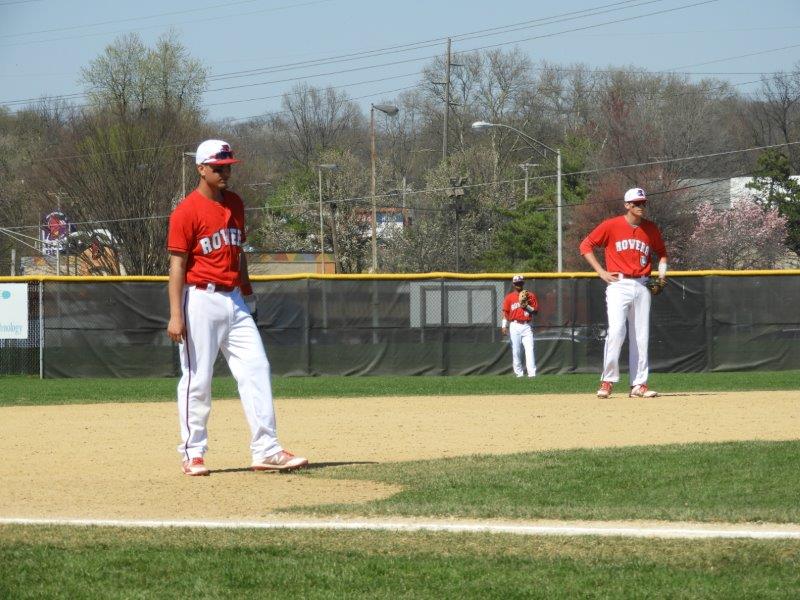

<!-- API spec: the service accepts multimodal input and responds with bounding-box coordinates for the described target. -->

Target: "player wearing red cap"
[579,187,667,399]
[166,139,307,476]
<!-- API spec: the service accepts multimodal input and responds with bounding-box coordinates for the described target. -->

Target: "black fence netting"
[0,281,41,376]
[1,274,797,378]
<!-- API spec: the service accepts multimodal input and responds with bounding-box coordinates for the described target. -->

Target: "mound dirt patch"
[1,391,798,521]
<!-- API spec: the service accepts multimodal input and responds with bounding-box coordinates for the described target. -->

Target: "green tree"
[746,149,800,257]
[31,32,208,275]
[480,136,590,272]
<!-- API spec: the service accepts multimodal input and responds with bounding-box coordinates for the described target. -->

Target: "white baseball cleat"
[251,450,309,472]
[629,384,658,398]
[596,381,613,398]
[182,457,210,476]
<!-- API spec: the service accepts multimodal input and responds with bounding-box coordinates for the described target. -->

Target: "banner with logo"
[41,211,71,256]
[0,284,28,339]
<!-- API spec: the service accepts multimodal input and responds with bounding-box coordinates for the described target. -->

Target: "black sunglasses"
[629,201,647,207]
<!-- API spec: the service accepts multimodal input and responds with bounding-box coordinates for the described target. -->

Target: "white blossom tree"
[684,201,789,269]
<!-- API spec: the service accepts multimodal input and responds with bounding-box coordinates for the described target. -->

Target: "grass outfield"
[1,370,798,406]
[293,441,800,523]
[1,526,798,599]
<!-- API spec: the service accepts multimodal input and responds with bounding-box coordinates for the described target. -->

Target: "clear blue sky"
[1,0,798,122]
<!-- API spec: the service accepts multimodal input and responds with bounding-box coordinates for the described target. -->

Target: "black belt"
[617,273,645,279]
[512,319,530,324]
[193,283,237,292]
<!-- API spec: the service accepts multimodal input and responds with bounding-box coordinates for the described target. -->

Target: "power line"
[206,0,667,84]
[7,140,797,232]
[0,0,262,39]
[0,0,335,47]
[669,42,800,71]
[1,0,737,109]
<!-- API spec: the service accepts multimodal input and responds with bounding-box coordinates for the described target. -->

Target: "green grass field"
[294,440,800,523]
[1,527,799,599]
[2,372,799,597]
[1,370,798,406]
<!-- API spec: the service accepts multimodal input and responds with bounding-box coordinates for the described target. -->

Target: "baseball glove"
[518,289,530,308]
[645,278,666,296]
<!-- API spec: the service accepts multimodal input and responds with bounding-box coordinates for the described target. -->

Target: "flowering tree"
[684,201,789,269]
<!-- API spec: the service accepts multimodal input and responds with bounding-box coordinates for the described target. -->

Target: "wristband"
[501,318,508,328]
[658,262,667,279]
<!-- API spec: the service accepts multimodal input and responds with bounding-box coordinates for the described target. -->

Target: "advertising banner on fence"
[0,284,28,339]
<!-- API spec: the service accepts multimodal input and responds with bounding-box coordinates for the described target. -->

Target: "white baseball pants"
[601,278,651,386]
[509,321,536,377]
[177,285,282,462]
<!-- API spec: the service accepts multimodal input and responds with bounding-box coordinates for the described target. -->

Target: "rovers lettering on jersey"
[198,227,243,255]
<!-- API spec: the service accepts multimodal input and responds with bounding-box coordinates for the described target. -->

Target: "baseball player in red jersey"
[166,139,307,476]
[579,187,667,399]
[501,274,539,377]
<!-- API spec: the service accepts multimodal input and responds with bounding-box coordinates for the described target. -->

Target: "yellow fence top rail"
[1,269,800,283]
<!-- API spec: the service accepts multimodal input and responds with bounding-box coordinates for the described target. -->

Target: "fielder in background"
[501,274,539,378]
[579,187,668,399]
[166,139,308,476]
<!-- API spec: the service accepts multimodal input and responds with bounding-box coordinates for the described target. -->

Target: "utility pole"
[519,163,539,203]
[442,37,451,164]
[447,177,468,272]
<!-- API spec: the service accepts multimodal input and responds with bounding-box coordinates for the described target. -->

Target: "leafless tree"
[26,33,208,275]
[271,83,362,167]
[750,64,800,171]
[81,31,205,119]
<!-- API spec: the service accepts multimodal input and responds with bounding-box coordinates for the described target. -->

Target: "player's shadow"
[303,461,378,471]
[656,392,719,397]
[212,461,377,475]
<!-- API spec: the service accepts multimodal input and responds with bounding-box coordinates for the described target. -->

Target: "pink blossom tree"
[684,201,789,269]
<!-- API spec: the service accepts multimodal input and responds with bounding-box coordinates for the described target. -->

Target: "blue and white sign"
[0,284,28,339]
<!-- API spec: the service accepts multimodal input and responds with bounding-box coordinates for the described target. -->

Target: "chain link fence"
[1,273,798,378]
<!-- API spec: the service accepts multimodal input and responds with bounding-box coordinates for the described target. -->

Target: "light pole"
[472,121,563,272]
[181,151,196,201]
[316,163,338,274]
[370,103,400,272]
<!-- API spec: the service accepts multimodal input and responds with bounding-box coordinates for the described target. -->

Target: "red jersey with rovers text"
[502,289,539,322]
[167,189,246,287]
[579,216,667,277]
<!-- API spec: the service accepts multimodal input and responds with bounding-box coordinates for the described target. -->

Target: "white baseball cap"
[512,274,524,284]
[195,139,241,166]
[624,187,647,203]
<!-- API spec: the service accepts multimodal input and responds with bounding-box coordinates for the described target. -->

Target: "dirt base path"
[1,391,798,521]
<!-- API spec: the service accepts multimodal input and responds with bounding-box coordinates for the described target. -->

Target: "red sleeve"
[579,220,609,255]
[167,203,194,253]
[501,293,512,319]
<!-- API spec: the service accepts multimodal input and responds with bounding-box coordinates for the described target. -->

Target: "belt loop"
[207,283,215,293]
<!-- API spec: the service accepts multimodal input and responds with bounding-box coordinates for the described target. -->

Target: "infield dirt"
[1,391,798,521]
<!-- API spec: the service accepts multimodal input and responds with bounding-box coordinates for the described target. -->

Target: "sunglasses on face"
[629,201,647,207]
[206,164,231,174]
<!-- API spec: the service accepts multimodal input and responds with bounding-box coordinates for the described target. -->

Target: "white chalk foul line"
[2,517,800,539]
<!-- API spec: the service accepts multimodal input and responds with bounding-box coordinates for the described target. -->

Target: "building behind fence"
[1,272,799,378]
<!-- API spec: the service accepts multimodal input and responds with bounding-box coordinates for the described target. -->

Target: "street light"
[472,120,563,272]
[370,103,400,272]
[181,151,196,201]
[316,163,338,274]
